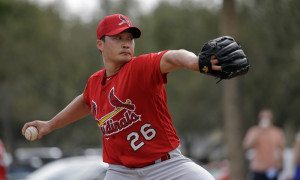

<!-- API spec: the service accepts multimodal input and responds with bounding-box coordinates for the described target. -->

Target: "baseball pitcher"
[22,13,249,180]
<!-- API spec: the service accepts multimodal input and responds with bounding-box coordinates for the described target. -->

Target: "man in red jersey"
[22,14,220,179]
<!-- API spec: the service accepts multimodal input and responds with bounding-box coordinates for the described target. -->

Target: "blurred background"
[1,0,300,179]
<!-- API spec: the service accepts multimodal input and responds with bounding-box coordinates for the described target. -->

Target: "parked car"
[8,147,64,179]
[26,155,108,180]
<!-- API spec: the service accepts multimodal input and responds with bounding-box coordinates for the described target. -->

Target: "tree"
[0,0,101,151]
[238,0,300,144]
[220,0,247,179]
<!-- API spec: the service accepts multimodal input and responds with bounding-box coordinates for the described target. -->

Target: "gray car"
[26,155,108,180]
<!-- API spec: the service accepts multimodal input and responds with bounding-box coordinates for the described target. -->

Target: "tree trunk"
[220,0,247,179]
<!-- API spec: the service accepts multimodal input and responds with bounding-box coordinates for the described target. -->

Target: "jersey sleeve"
[132,50,168,86]
[83,78,92,108]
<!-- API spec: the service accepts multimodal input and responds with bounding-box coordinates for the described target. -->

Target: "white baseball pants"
[104,148,215,180]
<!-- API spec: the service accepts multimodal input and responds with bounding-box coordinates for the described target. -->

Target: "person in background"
[0,139,6,180]
[293,131,300,179]
[243,108,286,180]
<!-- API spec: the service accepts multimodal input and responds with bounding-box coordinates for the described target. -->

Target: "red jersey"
[83,51,180,168]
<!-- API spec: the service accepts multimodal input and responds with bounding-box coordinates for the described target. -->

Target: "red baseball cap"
[96,14,141,40]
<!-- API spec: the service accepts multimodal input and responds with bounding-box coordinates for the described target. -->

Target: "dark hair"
[101,36,106,42]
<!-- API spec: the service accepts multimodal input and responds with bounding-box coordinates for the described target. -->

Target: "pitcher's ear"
[96,39,104,52]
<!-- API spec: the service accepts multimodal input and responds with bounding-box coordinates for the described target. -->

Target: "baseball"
[24,126,39,141]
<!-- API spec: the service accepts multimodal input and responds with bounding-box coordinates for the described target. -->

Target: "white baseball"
[24,126,39,141]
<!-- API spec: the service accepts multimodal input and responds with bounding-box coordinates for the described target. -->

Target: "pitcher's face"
[98,31,135,64]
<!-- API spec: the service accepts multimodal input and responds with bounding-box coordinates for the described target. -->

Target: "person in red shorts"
[22,14,222,179]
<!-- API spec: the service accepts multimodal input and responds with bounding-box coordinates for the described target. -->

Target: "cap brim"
[106,27,141,39]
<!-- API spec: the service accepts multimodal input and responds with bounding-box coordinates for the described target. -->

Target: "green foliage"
[238,0,300,130]
[1,0,300,153]
[0,0,101,150]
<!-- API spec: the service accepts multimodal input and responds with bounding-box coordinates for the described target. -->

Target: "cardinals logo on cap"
[118,15,131,26]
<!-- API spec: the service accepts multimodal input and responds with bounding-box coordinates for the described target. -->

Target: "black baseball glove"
[198,36,250,82]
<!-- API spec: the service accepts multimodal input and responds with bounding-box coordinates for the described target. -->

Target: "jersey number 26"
[127,123,156,151]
